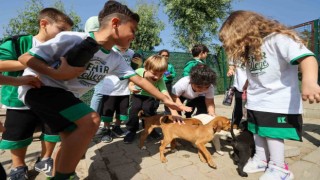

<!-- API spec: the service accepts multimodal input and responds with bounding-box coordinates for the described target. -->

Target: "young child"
[0,8,73,179]
[172,64,217,118]
[158,49,176,114]
[125,55,190,144]
[219,10,320,180]
[96,44,143,143]
[182,44,209,77]
[84,16,143,143]
[17,1,183,179]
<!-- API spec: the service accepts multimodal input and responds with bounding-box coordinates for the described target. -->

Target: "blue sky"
[0,0,319,52]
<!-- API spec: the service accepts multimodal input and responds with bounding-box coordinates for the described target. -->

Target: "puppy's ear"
[160,115,170,124]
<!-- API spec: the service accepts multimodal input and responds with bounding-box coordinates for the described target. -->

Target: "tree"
[160,0,232,52]
[130,0,165,51]
[3,0,81,37]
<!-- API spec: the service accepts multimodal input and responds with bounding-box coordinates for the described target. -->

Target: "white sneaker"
[243,157,268,173]
[259,163,294,180]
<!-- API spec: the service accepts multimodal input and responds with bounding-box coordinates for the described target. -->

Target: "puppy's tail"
[230,113,237,141]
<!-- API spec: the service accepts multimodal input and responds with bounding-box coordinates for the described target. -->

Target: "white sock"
[266,137,285,168]
[253,134,269,162]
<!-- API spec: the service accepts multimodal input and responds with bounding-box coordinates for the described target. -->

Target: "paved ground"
[1,95,320,180]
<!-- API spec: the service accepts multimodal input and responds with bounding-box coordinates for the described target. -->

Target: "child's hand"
[171,115,185,125]
[128,82,141,93]
[301,82,320,103]
[14,75,42,88]
[131,57,143,68]
[163,99,184,111]
[53,57,86,80]
[180,105,192,112]
[208,112,216,118]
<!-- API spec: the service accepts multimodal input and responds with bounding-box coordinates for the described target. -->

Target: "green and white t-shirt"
[19,31,136,102]
[172,76,214,99]
[99,47,134,96]
[246,33,315,114]
[134,68,167,97]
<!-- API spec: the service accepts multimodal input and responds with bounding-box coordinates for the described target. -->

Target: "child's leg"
[253,134,269,161]
[10,148,28,167]
[266,137,285,167]
[56,112,100,173]
[126,94,143,133]
[233,89,243,127]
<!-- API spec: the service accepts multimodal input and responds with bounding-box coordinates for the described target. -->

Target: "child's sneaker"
[101,129,113,143]
[123,131,136,144]
[112,126,126,138]
[95,127,107,137]
[259,163,294,180]
[9,166,28,180]
[243,157,268,173]
[34,157,54,177]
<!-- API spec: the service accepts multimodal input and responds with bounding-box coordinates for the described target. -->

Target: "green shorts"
[247,109,302,141]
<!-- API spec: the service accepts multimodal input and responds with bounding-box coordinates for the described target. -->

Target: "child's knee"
[76,112,100,133]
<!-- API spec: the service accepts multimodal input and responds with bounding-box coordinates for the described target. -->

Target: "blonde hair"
[219,10,302,64]
[143,55,168,72]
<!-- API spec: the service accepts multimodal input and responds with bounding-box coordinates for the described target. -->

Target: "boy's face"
[145,70,165,82]
[43,20,72,40]
[113,19,138,48]
[199,51,208,60]
[191,84,210,92]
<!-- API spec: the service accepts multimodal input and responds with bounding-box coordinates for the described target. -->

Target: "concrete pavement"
[1,95,319,180]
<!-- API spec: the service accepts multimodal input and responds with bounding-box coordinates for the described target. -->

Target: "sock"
[266,137,285,168]
[253,134,269,162]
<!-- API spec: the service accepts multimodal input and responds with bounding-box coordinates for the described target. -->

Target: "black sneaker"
[112,126,125,138]
[149,130,163,140]
[95,127,107,137]
[34,157,53,177]
[9,166,28,180]
[101,129,113,143]
[123,131,136,144]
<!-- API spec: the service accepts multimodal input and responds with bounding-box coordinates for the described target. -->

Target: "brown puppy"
[139,112,203,149]
[159,116,231,169]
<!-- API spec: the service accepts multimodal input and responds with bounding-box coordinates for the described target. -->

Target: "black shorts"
[99,95,129,122]
[247,109,302,141]
[0,109,60,150]
[24,86,94,133]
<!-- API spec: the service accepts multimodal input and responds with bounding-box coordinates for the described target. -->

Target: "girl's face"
[191,84,210,92]
[144,70,165,82]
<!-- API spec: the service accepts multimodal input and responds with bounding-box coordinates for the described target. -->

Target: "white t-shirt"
[172,76,215,99]
[99,47,134,96]
[233,66,247,92]
[246,33,314,114]
[18,31,135,102]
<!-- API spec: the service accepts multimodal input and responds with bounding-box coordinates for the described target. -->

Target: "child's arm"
[129,75,183,111]
[227,65,235,77]
[0,74,41,87]
[205,98,216,117]
[0,60,26,72]
[128,81,141,94]
[19,53,85,80]
[162,91,192,116]
[299,56,320,103]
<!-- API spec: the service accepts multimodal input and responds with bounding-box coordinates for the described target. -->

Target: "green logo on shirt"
[277,117,286,124]
[248,53,269,76]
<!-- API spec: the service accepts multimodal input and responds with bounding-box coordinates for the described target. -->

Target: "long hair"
[219,10,301,64]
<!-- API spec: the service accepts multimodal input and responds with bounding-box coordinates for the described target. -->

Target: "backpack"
[1,34,30,58]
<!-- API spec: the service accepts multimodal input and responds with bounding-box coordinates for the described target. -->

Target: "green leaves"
[130,1,165,51]
[161,0,232,52]
[3,0,82,37]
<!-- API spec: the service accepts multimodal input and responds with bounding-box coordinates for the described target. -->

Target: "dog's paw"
[237,169,248,177]
[141,146,147,150]
[161,158,168,163]
[209,162,217,169]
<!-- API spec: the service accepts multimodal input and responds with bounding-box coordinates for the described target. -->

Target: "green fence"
[291,19,320,84]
